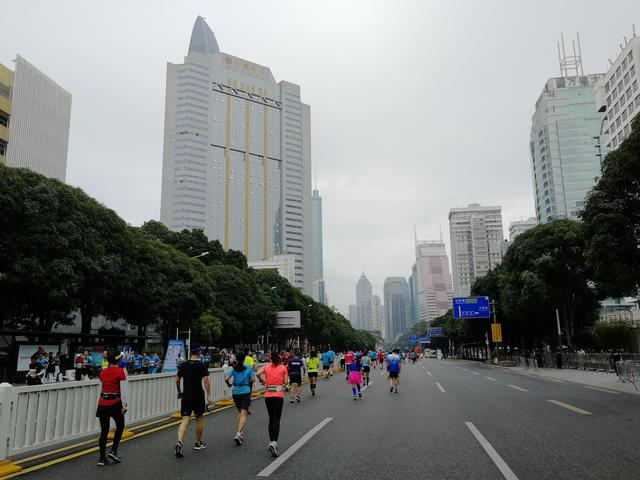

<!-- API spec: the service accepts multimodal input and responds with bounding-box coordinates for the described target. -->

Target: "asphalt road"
[20,359,640,479]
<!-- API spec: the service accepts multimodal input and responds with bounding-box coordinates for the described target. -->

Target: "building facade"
[312,278,326,305]
[508,217,537,241]
[530,69,603,223]
[383,276,410,341]
[348,305,358,329]
[161,17,312,292]
[355,273,373,331]
[311,188,326,303]
[247,254,297,285]
[595,35,640,153]
[370,295,384,336]
[413,241,454,323]
[449,204,504,297]
[1,55,71,181]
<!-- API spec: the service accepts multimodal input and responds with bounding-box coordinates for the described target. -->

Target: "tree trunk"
[80,304,94,335]
[562,303,573,349]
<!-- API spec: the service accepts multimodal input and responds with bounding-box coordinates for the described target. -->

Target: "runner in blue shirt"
[148,353,159,374]
[368,350,376,369]
[225,352,255,446]
[387,349,401,394]
[131,351,143,375]
[287,351,304,403]
[321,350,332,381]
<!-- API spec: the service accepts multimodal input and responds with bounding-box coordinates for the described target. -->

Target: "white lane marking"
[472,371,480,376]
[422,365,426,369]
[541,377,564,383]
[584,385,619,395]
[426,371,432,376]
[380,371,385,376]
[256,417,333,477]
[362,381,374,391]
[462,368,469,371]
[485,376,498,382]
[436,382,446,393]
[506,385,528,392]
[547,399,593,415]
[465,422,519,480]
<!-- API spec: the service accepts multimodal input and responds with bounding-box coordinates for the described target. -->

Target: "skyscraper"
[508,217,537,241]
[412,241,454,323]
[348,304,358,329]
[370,295,384,336]
[161,17,312,293]
[383,277,410,341]
[311,187,325,303]
[449,204,504,297]
[595,33,640,153]
[355,273,373,330]
[530,36,603,224]
[0,55,71,181]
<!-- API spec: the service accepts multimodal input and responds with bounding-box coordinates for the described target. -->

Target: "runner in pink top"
[257,352,289,457]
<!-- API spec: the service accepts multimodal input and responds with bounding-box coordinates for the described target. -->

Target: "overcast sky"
[2,0,638,316]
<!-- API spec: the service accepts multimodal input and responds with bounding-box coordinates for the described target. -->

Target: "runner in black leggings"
[257,352,289,457]
[96,351,129,466]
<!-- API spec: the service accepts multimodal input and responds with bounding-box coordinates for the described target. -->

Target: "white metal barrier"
[0,368,231,460]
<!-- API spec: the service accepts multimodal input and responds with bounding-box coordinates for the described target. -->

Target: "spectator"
[26,355,44,385]
[82,350,94,380]
[74,351,84,381]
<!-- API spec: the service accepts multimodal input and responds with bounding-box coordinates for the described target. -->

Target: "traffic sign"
[491,323,502,342]
[428,327,445,337]
[408,336,419,344]
[420,336,431,344]
[452,296,491,319]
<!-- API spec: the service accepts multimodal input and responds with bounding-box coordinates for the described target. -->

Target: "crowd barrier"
[615,360,640,390]
[0,367,231,461]
[515,357,538,371]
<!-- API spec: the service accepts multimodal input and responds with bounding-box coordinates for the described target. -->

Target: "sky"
[1,0,638,316]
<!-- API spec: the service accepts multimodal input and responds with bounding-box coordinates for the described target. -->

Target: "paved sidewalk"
[500,365,640,395]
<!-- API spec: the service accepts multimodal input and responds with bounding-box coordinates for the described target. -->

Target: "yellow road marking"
[507,384,528,392]
[547,399,593,415]
[584,385,619,395]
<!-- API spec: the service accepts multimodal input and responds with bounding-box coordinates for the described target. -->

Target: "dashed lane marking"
[426,371,432,376]
[466,422,519,480]
[436,382,446,393]
[506,385,528,392]
[485,377,498,382]
[547,399,593,415]
[584,385,619,394]
[472,372,480,376]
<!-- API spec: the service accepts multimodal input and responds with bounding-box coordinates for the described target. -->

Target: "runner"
[225,351,255,446]
[96,351,128,466]
[387,349,401,394]
[306,350,319,396]
[368,350,377,369]
[257,351,289,457]
[348,354,363,400]
[377,350,385,370]
[344,350,355,380]
[339,352,346,371]
[327,348,336,376]
[175,346,212,458]
[410,350,417,365]
[321,349,331,380]
[361,352,371,386]
[244,350,257,414]
[287,350,304,403]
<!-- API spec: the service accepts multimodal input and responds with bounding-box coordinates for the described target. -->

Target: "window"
[616,66,622,79]
[623,58,628,70]
[607,95,612,105]
[631,65,636,77]
[605,81,610,92]
[633,80,639,93]
[624,72,630,85]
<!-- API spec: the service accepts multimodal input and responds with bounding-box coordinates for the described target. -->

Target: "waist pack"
[100,392,120,400]
[266,385,284,393]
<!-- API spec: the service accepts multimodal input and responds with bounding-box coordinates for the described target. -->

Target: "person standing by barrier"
[175,346,212,458]
[96,351,128,466]
[225,352,255,446]
[257,351,289,457]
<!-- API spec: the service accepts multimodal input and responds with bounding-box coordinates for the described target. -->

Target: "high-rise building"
[355,273,373,330]
[508,217,537,241]
[312,278,327,305]
[408,268,419,326]
[311,187,326,303]
[370,295,384,336]
[412,241,454,323]
[383,277,410,341]
[348,304,358,329]
[0,55,71,181]
[530,36,603,224]
[248,254,296,285]
[449,204,504,297]
[595,33,640,153]
[161,17,312,293]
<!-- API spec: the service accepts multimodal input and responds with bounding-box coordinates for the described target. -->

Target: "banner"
[17,345,58,371]
[163,339,185,372]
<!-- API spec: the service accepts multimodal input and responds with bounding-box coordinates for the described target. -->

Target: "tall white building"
[161,17,312,292]
[370,295,384,336]
[449,204,504,297]
[248,254,297,285]
[595,34,640,153]
[413,241,454,323]
[530,36,603,223]
[355,273,373,331]
[1,55,71,181]
[311,187,326,303]
[508,217,537,241]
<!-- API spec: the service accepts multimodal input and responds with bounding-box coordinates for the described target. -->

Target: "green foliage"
[431,309,470,345]
[581,117,640,298]
[594,320,631,350]
[192,311,223,345]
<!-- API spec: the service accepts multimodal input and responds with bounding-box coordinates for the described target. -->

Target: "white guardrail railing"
[0,367,231,460]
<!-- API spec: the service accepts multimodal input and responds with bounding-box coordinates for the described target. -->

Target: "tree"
[581,116,640,298]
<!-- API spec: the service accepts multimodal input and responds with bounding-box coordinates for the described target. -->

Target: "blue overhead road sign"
[452,296,491,319]
[428,327,445,337]
[408,336,419,344]
[420,336,431,344]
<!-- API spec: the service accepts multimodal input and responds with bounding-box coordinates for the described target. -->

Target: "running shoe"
[194,441,207,450]
[389,387,393,393]
[394,388,398,393]
[175,441,184,458]
[97,456,108,466]
[107,451,121,463]
[296,396,301,403]
[353,396,357,401]
[358,392,362,398]
[290,398,294,403]
[269,441,279,457]
[234,433,243,446]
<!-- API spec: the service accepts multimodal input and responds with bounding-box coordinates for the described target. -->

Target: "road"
[14,359,640,479]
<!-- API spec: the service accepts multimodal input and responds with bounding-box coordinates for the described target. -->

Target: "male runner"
[344,350,355,380]
[387,349,401,393]
[326,348,336,376]
[321,350,331,380]
[287,351,304,402]
[306,351,319,396]
[175,346,211,457]
[377,350,385,369]
[361,352,371,385]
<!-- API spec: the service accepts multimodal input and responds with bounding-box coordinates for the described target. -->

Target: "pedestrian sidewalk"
[502,366,640,395]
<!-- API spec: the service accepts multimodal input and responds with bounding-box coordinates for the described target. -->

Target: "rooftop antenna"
[633,24,636,38]
[558,32,583,77]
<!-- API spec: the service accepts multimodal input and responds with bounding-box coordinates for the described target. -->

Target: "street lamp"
[191,251,211,259]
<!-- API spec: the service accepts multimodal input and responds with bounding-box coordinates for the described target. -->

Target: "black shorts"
[389,372,399,378]
[96,401,123,418]
[289,374,302,385]
[308,372,318,378]
[232,393,251,411]
[363,366,370,373]
[181,395,206,417]
[323,365,330,371]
